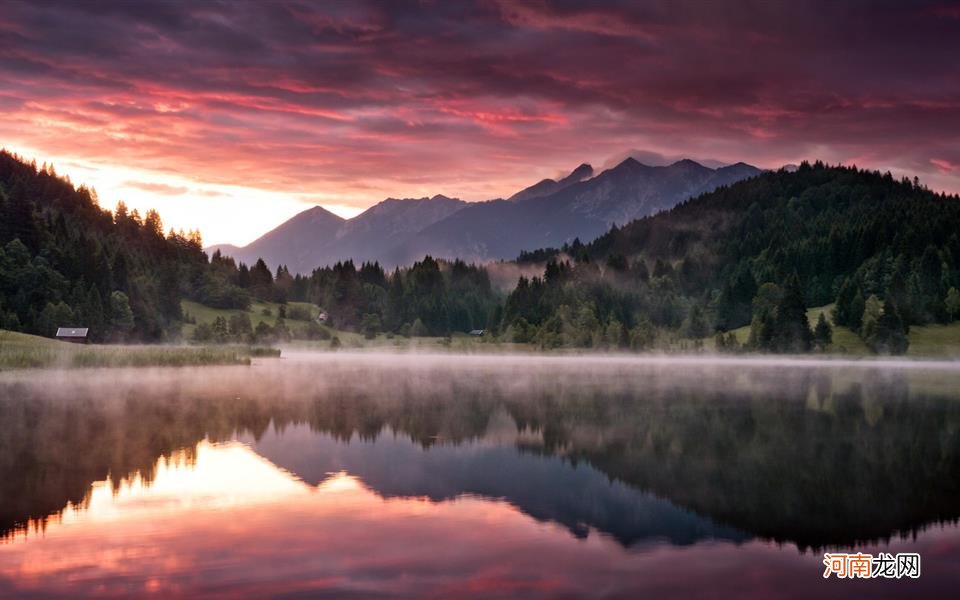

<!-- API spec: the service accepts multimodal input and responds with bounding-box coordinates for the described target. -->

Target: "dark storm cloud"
[1,0,958,201]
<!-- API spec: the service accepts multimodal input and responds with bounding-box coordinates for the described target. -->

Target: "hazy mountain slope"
[322,195,465,265]
[508,163,594,202]
[209,206,344,272]
[395,197,605,263]
[208,158,760,271]
[554,158,761,224]
[207,195,464,273]
[398,159,761,262]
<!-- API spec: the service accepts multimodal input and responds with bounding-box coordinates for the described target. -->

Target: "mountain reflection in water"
[1,354,959,598]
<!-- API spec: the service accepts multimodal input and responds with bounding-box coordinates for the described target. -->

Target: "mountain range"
[208,157,761,273]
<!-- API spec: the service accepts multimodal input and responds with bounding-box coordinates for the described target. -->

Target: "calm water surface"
[1,353,959,598]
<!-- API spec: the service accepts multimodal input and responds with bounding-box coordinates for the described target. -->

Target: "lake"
[1,353,959,598]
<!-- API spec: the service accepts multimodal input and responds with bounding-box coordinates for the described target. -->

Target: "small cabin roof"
[56,327,89,337]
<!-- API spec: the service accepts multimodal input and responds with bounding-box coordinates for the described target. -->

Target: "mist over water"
[1,353,959,598]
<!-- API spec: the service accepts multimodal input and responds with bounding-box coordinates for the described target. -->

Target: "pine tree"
[868,301,910,355]
[684,305,710,339]
[848,287,865,331]
[109,291,135,340]
[747,283,782,350]
[211,316,229,343]
[82,285,105,340]
[947,287,960,322]
[833,277,865,328]
[249,259,274,301]
[361,313,381,339]
[384,268,406,332]
[813,313,833,351]
[887,255,912,322]
[772,274,813,352]
[861,294,883,341]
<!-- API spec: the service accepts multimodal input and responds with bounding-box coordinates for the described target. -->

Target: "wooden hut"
[55,327,89,344]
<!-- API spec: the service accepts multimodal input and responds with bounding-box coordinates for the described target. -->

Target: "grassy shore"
[193,296,960,357]
[0,330,280,370]
[11,298,956,369]
[286,333,525,353]
[181,299,321,337]
[702,304,960,357]
[324,303,959,357]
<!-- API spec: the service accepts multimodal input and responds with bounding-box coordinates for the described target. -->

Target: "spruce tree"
[869,301,910,355]
[813,313,833,351]
[861,295,883,341]
[772,274,813,353]
[947,287,960,322]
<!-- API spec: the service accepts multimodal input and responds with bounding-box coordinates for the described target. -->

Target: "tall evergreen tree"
[771,274,813,353]
[868,301,910,355]
[813,313,833,351]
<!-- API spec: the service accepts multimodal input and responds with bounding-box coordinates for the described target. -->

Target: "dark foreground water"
[1,353,959,599]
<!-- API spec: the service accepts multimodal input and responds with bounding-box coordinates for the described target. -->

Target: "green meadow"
[181,299,322,335]
[703,303,960,357]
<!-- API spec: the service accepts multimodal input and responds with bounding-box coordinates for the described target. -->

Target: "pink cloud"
[0,0,958,244]
[931,158,960,173]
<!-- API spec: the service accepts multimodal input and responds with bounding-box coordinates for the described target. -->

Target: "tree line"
[201,251,499,340]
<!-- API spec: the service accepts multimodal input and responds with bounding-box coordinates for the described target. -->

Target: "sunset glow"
[1,1,958,245]
[3,436,958,598]
[3,5,960,596]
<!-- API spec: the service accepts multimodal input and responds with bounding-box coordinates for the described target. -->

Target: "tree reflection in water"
[1,356,959,552]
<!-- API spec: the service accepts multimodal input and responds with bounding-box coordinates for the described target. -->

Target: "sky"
[1,1,959,246]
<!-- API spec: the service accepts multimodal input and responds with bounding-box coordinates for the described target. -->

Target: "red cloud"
[0,0,957,232]
[931,158,960,173]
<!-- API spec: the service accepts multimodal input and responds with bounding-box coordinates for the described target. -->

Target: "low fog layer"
[3,352,960,550]
[4,351,960,402]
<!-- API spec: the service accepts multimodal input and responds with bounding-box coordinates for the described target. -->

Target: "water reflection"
[243,423,750,547]
[1,354,960,597]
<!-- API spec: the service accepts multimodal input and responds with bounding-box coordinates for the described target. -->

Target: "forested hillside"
[504,162,960,353]
[0,150,208,341]
[395,159,760,264]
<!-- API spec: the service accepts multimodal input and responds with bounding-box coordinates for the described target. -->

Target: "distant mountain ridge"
[508,163,594,202]
[208,195,465,273]
[394,159,761,264]
[207,158,761,272]
[208,205,344,274]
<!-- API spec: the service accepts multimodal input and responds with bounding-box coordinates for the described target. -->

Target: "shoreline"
[0,330,280,370]
[4,325,959,372]
[276,348,960,370]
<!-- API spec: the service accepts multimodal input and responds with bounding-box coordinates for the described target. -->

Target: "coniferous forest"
[2,150,960,354]
[508,162,960,353]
